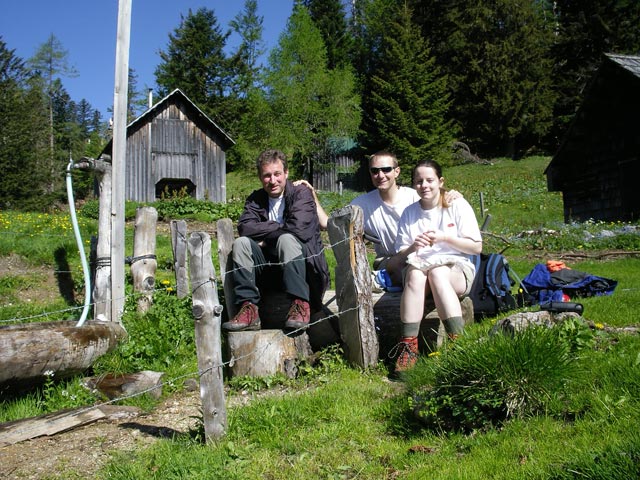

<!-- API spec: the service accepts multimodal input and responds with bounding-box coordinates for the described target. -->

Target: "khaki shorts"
[404,256,475,298]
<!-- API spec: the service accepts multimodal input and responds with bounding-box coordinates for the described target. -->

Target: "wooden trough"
[0,320,126,385]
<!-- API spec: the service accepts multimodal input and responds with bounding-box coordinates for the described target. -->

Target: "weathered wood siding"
[312,154,360,192]
[116,91,230,203]
[547,54,640,222]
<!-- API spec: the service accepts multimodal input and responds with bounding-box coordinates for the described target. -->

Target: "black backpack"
[469,253,517,319]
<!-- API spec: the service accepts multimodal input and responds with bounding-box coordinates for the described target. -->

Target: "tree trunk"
[93,157,113,322]
[0,321,126,385]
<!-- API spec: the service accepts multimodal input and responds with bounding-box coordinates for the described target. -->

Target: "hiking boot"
[222,302,260,331]
[389,336,419,372]
[285,298,311,330]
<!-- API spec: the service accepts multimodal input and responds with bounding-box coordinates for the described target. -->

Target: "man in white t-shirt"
[300,151,460,286]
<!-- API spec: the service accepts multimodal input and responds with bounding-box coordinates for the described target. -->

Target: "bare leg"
[400,266,428,327]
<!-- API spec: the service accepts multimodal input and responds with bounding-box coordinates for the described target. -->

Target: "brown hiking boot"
[222,301,260,331]
[285,298,311,330]
[390,336,419,372]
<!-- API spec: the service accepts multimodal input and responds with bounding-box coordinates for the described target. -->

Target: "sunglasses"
[369,166,395,174]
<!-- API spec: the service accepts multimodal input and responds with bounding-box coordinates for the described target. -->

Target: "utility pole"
[111,0,132,323]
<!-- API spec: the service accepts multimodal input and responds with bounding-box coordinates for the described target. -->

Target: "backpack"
[469,253,517,319]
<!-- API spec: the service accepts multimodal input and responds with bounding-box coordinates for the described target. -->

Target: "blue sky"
[1,1,294,119]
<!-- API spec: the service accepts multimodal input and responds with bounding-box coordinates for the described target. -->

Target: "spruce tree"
[412,0,556,158]
[302,0,353,69]
[155,8,231,125]
[550,0,640,148]
[366,3,455,174]
[0,38,49,209]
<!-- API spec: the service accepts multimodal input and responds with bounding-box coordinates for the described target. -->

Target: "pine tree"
[261,5,360,175]
[0,38,49,209]
[155,8,231,125]
[302,0,353,69]
[365,3,455,173]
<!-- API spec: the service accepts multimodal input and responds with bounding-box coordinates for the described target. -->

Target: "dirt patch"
[0,385,288,479]
[0,254,61,305]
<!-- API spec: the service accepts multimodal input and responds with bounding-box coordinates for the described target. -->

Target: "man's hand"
[445,189,463,203]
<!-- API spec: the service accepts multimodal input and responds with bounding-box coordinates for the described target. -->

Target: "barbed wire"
[2,304,361,442]
[1,231,358,325]
[0,225,370,440]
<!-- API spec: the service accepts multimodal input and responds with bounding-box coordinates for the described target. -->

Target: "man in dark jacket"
[222,149,330,332]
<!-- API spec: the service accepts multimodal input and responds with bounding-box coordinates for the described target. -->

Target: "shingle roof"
[605,53,640,79]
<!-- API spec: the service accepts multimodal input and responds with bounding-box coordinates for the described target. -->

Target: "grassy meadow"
[1,156,640,479]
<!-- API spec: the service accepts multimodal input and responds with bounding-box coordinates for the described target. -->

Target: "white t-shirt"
[395,198,482,269]
[268,195,285,224]
[350,186,419,257]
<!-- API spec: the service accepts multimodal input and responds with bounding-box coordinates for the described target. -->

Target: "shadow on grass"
[54,247,75,305]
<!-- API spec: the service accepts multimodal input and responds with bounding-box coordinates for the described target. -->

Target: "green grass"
[2,156,640,479]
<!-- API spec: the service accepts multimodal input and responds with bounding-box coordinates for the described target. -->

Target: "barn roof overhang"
[101,88,235,156]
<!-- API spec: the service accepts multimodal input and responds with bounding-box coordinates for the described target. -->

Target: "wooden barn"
[102,89,234,203]
[545,53,640,222]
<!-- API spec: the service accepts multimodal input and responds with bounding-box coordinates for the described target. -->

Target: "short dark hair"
[369,150,398,168]
[256,149,288,176]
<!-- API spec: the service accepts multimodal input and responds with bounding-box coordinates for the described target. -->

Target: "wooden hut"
[545,54,640,222]
[102,89,234,203]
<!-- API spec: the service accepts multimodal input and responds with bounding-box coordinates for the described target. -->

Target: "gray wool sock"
[401,322,421,338]
[443,316,465,335]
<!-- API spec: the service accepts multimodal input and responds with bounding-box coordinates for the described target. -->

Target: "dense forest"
[1,0,639,210]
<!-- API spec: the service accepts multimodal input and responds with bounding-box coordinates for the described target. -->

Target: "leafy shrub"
[152,197,244,222]
[404,326,579,432]
[79,199,139,220]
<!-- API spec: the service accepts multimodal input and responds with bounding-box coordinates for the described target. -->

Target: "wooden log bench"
[215,204,474,376]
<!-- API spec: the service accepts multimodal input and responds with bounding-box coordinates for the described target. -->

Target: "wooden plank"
[327,205,379,368]
[216,218,237,319]
[0,407,106,446]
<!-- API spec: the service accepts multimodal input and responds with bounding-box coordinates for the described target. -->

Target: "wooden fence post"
[216,218,237,319]
[188,232,227,441]
[75,156,112,323]
[170,220,188,299]
[131,206,157,313]
[327,205,379,368]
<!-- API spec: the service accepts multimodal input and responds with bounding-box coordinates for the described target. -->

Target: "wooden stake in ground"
[188,232,227,441]
[327,205,379,368]
[170,220,188,298]
[131,206,157,313]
